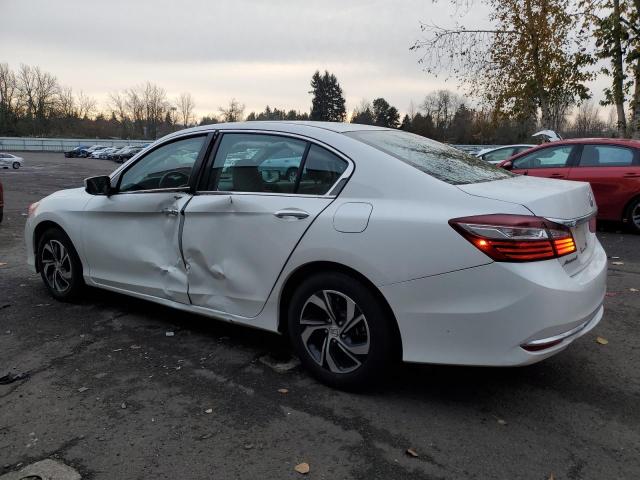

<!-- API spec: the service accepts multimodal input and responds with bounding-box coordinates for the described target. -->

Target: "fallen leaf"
[605,292,618,297]
[205,408,213,414]
[406,448,419,457]
[278,388,289,394]
[244,443,254,450]
[77,387,89,393]
[630,288,638,292]
[0,263,7,267]
[611,261,624,265]
[497,418,507,426]
[121,402,127,409]
[596,337,609,345]
[165,331,175,337]
[549,474,556,480]
[294,463,310,474]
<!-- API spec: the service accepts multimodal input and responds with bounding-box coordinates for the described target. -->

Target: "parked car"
[115,146,144,163]
[0,153,24,169]
[96,147,120,160]
[0,178,3,223]
[476,145,535,164]
[499,138,640,232]
[64,146,90,158]
[25,122,606,389]
[105,147,127,161]
[79,145,107,158]
[90,147,112,159]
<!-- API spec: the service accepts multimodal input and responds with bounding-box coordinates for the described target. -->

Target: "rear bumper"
[381,240,607,366]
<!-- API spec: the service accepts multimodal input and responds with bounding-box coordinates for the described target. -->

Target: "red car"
[499,138,640,232]
[0,178,3,223]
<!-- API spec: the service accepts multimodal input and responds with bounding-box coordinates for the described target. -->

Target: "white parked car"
[90,147,112,159]
[24,122,606,389]
[0,152,24,169]
[475,145,535,164]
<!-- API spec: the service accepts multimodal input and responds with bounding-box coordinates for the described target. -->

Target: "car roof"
[501,137,640,164]
[165,121,391,138]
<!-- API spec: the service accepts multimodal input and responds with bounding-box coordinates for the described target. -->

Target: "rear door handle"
[162,207,180,216]
[550,174,565,178]
[274,208,309,220]
[623,173,640,178]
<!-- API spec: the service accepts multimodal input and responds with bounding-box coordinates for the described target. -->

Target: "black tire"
[12,162,20,169]
[287,272,394,390]
[626,197,640,234]
[37,228,84,301]
[0,207,3,223]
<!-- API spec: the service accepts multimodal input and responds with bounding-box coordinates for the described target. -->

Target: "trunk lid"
[458,176,597,275]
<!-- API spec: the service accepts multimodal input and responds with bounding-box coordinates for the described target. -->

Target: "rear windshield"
[345,130,513,185]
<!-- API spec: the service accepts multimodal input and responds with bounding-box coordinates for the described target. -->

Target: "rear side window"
[484,147,516,162]
[579,145,635,167]
[345,130,512,185]
[298,145,348,195]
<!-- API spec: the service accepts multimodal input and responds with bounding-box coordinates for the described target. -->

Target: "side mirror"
[85,175,114,195]
[502,161,513,170]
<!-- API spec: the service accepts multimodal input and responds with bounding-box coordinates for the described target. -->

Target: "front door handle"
[623,173,640,178]
[550,173,565,178]
[274,208,309,220]
[162,207,180,216]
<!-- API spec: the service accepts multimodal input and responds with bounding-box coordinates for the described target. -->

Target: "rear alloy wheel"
[288,272,394,389]
[37,229,84,301]
[12,161,20,169]
[627,198,640,234]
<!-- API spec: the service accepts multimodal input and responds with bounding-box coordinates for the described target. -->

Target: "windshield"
[345,130,514,185]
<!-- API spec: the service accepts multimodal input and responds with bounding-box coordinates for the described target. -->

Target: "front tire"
[626,197,640,234]
[37,228,84,301]
[287,272,394,390]
[12,162,20,169]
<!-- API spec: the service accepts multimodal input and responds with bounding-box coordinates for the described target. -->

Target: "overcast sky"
[1,0,608,118]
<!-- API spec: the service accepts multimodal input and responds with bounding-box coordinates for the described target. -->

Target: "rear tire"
[626,197,640,234]
[287,272,394,390]
[37,228,84,301]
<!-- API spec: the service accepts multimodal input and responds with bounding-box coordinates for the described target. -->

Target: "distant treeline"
[0,64,615,144]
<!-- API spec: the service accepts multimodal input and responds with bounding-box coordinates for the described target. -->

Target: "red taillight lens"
[449,214,576,262]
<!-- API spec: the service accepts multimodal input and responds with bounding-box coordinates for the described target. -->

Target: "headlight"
[28,201,40,218]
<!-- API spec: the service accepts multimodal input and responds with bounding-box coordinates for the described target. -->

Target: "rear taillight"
[449,214,576,262]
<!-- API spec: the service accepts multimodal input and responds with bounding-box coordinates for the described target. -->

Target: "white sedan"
[0,152,24,169]
[24,122,606,389]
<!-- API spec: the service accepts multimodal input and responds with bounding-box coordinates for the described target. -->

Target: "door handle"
[162,207,180,216]
[623,173,640,178]
[550,174,565,178]
[274,208,309,220]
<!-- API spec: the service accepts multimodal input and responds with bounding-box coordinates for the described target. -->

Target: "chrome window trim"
[198,129,355,198]
[116,187,190,195]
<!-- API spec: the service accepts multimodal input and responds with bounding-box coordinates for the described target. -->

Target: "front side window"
[209,134,307,193]
[345,130,512,185]
[512,145,574,169]
[119,136,205,192]
[579,145,635,167]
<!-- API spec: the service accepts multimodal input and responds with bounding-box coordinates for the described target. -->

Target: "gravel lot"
[1,152,639,479]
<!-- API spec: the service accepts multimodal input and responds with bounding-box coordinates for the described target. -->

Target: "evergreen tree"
[309,70,346,122]
[351,101,375,124]
[372,97,400,128]
[400,114,413,131]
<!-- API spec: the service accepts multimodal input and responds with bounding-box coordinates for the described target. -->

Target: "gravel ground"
[0,152,639,479]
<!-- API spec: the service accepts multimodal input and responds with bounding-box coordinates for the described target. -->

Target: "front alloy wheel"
[12,161,20,169]
[41,239,73,294]
[37,228,84,301]
[628,198,640,233]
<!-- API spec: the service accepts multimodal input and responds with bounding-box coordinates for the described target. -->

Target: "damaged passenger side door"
[82,134,210,302]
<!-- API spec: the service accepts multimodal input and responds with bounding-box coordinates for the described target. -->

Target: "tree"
[628,0,640,137]
[219,98,244,122]
[177,92,195,127]
[309,70,346,122]
[400,114,413,131]
[372,98,400,128]
[572,99,607,135]
[351,100,375,124]
[412,0,594,131]
[593,0,629,136]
